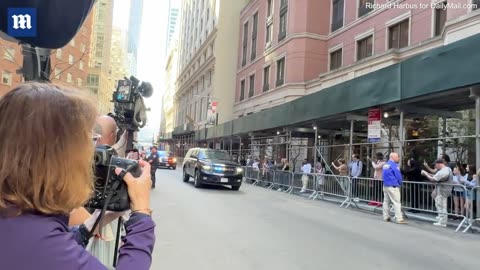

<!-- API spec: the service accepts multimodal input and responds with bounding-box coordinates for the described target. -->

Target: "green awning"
[174,33,480,139]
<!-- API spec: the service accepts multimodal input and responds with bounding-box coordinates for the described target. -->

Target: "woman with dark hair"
[452,165,467,219]
[458,165,478,218]
[0,83,155,269]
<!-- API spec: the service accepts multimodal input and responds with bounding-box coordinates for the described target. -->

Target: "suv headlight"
[201,164,212,172]
[236,167,243,174]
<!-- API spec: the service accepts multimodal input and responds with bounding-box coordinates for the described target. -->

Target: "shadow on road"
[185,181,245,194]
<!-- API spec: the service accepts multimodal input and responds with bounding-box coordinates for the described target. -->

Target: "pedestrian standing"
[350,154,363,200]
[382,152,407,224]
[368,152,386,204]
[147,146,160,189]
[422,159,454,227]
[300,159,312,193]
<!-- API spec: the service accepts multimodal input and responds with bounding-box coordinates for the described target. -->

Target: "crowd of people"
[241,151,478,227]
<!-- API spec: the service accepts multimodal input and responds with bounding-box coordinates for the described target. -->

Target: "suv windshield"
[199,150,231,160]
[158,151,174,157]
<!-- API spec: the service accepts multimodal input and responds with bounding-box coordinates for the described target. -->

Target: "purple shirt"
[0,212,155,269]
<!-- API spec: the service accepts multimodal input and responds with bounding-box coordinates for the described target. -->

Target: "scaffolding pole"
[349,120,354,162]
[399,110,404,166]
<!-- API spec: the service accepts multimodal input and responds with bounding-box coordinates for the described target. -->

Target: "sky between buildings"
[113,0,179,141]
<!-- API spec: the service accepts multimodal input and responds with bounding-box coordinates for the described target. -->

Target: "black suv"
[182,148,243,190]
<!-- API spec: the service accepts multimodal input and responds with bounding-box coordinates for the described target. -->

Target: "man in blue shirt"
[382,152,407,224]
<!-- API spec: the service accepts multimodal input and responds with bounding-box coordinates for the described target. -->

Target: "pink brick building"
[234,0,480,117]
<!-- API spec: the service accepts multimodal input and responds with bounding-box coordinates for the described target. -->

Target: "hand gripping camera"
[86,145,142,212]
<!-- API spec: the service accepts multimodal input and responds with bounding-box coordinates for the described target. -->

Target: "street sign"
[368,108,382,143]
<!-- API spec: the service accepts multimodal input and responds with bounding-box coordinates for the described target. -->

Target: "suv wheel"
[194,170,202,188]
[183,169,189,182]
[231,185,241,191]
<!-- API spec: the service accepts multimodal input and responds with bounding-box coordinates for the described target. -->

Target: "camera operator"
[147,146,160,189]
[0,83,156,269]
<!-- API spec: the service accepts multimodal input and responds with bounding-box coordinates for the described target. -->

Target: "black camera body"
[86,145,142,212]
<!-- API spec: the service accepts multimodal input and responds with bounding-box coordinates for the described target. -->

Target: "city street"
[150,169,478,270]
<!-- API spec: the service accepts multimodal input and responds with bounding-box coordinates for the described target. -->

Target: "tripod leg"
[112,217,123,267]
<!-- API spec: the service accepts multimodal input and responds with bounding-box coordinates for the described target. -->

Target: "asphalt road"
[150,168,478,270]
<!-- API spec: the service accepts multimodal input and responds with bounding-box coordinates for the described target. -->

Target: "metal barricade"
[463,186,479,233]
[259,167,276,189]
[291,172,317,197]
[272,170,294,193]
[244,166,260,185]
[349,177,383,207]
[312,174,352,208]
[401,181,468,232]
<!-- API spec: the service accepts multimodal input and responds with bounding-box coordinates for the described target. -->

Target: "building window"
[56,49,63,59]
[77,78,83,87]
[330,48,343,70]
[67,73,73,83]
[207,70,212,86]
[251,12,258,60]
[357,35,373,60]
[358,0,374,17]
[248,74,255,98]
[267,0,273,17]
[70,38,75,47]
[434,2,447,36]
[3,47,15,61]
[266,24,273,48]
[79,60,84,70]
[242,22,248,66]
[263,66,270,92]
[388,19,409,49]
[276,57,285,86]
[1,71,12,86]
[331,0,344,32]
[80,43,86,53]
[54,68,61,79]
[240,80,245,101]
[278,1,288,41]
[68,54,74,65]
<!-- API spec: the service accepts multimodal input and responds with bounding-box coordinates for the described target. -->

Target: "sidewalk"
[250,180,480,234]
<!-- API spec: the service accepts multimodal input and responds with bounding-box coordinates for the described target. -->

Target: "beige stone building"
[111,27,130,83]
[87,0,115,115]
[173,0,250,133]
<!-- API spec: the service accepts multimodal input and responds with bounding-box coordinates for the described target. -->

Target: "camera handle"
[87,179,123,239]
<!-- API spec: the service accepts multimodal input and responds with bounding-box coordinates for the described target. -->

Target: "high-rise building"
[173,0,250,138]
[88,0,115,115]
[166,0,180,55]
[111,27,130,83]
[0,14,94,96]
[127,0,144,76]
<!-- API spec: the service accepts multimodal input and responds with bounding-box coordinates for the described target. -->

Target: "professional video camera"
[86,145,142,212]
[110,76,153,133]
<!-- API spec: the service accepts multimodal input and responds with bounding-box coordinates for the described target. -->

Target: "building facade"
[163,37,179,137]
[166,0,181,56]
[87,0,115,115]
[0,11,94,96]
[127,0,144,76]
[235,0,480,116]
[174,0,250,134]
[111,27,130,83]
[0,38,24,96]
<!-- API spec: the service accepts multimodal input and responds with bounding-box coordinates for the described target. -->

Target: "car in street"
[182,148,243,190]
[157,150,177,170]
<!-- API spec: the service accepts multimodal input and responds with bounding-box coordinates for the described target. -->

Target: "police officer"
[147,146,159,188]
[382,152,407,224]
